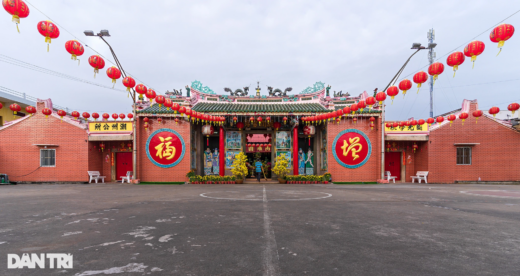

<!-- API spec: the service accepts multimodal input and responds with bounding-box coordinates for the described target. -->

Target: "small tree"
[272,153,290,180]
[230,152,248,180]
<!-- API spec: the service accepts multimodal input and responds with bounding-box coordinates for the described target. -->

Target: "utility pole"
[427,29,436,118]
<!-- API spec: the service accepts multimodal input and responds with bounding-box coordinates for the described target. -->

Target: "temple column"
[293,126,298,176]
[219,126,225,176]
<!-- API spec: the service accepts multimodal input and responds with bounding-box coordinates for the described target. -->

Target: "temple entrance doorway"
[245,133,273,181]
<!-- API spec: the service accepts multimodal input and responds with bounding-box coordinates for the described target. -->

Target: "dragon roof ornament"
[191,80,215,94]
[300,81,325,94]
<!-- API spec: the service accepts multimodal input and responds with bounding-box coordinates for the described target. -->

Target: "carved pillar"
[219,127,225,176]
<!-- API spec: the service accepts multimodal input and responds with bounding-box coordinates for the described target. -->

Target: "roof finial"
[256,81,261,97]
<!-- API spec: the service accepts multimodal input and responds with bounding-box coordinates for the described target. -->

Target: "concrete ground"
[1,183,520,275]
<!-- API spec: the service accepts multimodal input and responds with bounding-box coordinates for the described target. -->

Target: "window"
[456,147,471,165]
[40,149,56,167]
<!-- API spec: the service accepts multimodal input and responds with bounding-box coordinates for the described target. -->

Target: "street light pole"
[379,42,435,180]
[85,30,138,180]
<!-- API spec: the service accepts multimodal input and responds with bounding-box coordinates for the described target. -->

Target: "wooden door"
[116,152,133,181]
[385,152,401,181]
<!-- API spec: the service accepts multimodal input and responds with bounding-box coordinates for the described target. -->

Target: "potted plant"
[231,152,248,184]
[273,153,291,184]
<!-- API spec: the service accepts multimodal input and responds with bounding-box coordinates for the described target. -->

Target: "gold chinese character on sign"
[341,137,362,160]
[155,137,176,160]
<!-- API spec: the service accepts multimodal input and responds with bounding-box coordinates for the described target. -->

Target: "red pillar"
[293,126,298,175]
[219,126,225,176]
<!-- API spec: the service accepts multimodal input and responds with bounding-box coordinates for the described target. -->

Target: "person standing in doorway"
[255,159,262,182]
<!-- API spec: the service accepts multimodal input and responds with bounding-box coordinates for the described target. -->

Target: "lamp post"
[84,29,138,181]
[380,42,436,180]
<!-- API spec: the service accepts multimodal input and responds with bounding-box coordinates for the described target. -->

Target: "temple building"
[1,81,519,184]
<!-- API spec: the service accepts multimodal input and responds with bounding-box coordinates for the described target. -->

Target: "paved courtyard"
[1,183,520,275]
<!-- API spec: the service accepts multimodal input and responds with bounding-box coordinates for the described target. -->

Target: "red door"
[116,152,133,181]
[385,152,401,181]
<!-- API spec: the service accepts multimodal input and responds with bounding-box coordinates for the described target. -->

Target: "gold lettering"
[155,137,176,160]
[340,137,363,160]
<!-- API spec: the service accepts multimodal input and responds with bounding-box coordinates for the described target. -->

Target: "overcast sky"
[1,0,519,120]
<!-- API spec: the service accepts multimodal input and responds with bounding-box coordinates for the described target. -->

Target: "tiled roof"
[334,105,382,114]
[193,103,329,113]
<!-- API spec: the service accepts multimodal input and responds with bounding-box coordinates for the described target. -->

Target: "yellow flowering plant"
[230,152,248,180]
[272,153,290,180]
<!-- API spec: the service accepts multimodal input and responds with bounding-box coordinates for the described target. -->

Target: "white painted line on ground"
[460,190,520,199]
[262,185,280,276]
[200,191,332,201]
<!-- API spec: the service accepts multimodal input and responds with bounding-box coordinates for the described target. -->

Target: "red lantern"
[42,108,52,119]
[100,142,105,152]
[428,62,444,85]
[23,105,34,117]
[71,111,80,121]
[9,103,21,117]
[283,116,288,124]
[233,116,237,123]
[92,113,99,121]
[350,103,358,114]
[459,112,469,125]
[413,71,428,93]
[398,79,412,97]
[3,0,29,32]
[472,110,483,123]
[88,55,105,78]
[358,100,366,112]
[336,117,341,124]
[353,117,357,124]
[135,84,147,100]
[385,122,391,128]
[143,117,149,123]
[405,121,411,127]
[237,121,245,130]
[57,109,66,121]
[370,122,375,130]
[179,106,186,116]
[426,117,434,126]
[106,67,121,87]
[464,41,485,68]
[392,122,398,128]
[123,76,136,93]
[342,106,350,116]
[127,113,133,120]
[399,121,406,127]
[119,113,125,120]
[490,24,515,55]
[174,118,179,125]
[413,143,418,153]
[303,125,315,146]
[375,92,387,105]
[366,96,376,108]
[37,21,59,52]
[386,86,399,103]
[417,119,425,126]
[82,112,90,122]
[508,103,519,115]
[266,116,271,123]
[336,109,344,118]
[0,102,2,109]
[272,122,281,130]
[155,95,166,109]
[411,120,417,127]
[488,106,500,119]
[257,116,263,125]
[185,108,192,119]
[446,52,465,77]
[65,40,84,64]
[158,117,162,124]
[163,98,173,110]
[447,114,456,126]
[143,122,149,130]
[111,113,118,120]
[172,103,180,114]
[146,89,156,103]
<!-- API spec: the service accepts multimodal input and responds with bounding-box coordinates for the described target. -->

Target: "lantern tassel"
[417,83,421,94]
[78,59,80,66]
[496,48,502,56]
[16,23,20,33]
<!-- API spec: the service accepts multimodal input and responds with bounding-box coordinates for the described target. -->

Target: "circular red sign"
[333,130,371,167]
[147,130,184,166]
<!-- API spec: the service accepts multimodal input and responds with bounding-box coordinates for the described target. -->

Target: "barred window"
[456,147,471,165]
[40,149,56,167]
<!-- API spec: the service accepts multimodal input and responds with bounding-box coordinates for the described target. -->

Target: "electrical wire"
[24,0,151,88]
[0,54,127,93]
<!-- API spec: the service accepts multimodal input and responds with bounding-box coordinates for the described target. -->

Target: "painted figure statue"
[305,148,314,175]
[212,148,219,174]
[204,148,213,175]
[298,148,306,175]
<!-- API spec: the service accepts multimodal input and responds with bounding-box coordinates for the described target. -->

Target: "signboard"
[246,144,272,153]
[89,122,133,132]
[146,128,185,168]
[332,129,371,169]
[385,122,428,133]
[226,131,242,149]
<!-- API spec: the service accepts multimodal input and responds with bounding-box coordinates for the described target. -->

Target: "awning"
[88,133,133,141]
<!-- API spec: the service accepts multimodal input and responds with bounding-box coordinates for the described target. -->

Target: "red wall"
[136,116,191,182]
[427,102,520,183]
[0,103,89,182]
[327,116,382,182]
